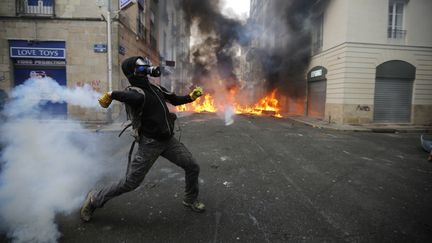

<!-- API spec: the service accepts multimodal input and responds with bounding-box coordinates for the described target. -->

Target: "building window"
[388,0,407,39]
[311,14,323,54]
[150,9,158,50]
[16,0,54,16]
[163,32,167,58]
[137,4,146,41]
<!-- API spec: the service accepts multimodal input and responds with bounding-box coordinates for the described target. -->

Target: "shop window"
[16,0,54,16]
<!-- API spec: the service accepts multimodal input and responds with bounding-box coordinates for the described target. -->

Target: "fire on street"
[53,113,432,243]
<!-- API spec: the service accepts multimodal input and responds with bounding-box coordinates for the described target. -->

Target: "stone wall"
[413,105,432,125]
[0,18,109,121]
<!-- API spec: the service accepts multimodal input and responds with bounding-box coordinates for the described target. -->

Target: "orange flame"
[234,90,282,118]
[177,89,283,118]
[177,94,218,113]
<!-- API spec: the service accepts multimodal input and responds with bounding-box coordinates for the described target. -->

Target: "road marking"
[248,213,270,242]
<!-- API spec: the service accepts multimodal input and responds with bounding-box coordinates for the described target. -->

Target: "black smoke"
[180,0,326,101]
[258,0,326,98]
[181,0,249,90]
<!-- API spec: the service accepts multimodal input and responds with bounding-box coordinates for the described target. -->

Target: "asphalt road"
[17,114,432,242]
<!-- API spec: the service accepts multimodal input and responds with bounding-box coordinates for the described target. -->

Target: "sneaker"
[182,200,206,213]
[80,191,96,222]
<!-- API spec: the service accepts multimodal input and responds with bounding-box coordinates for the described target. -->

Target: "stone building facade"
[158,0,191,95]
[0,0,160,122]
[308,0,432,125]
[248,0,432,125]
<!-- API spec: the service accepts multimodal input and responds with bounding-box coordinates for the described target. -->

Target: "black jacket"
[113,56,193,140]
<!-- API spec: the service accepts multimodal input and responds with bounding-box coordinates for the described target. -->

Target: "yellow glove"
[98,92,112,108]
[189,87,203,101]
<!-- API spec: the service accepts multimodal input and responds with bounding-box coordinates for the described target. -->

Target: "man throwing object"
[80,56,205,222]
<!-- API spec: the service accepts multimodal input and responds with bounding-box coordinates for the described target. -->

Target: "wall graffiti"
[0,89,7,111]
[76,80,101,93]
[356,105,370,111]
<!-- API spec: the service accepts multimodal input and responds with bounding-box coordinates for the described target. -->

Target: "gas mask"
[134,57,161,77]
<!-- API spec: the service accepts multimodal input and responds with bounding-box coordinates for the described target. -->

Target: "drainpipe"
[107,0,113,92]
[105,0,113,123]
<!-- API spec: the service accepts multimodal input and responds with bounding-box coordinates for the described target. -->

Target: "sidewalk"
[84,114,432,134]
[82,121,125,133]
[289,116,432,133]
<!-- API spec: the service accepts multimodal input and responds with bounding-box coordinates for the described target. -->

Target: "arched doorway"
[374,60,415,123]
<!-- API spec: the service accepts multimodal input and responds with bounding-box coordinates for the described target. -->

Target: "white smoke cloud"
[0,77,121,242]
[5,77,100,118]
[223,106,234,126]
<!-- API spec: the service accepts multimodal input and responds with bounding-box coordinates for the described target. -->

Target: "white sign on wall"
[120,0,133,9]
[311,69,323,78]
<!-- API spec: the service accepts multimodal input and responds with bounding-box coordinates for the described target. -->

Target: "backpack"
[118,86,146,141]
[118,86,146,174]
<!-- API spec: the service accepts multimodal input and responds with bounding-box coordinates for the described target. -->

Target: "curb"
[288,118,432,133]
[287,118,371,132]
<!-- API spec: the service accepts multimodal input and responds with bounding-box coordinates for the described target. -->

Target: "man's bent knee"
[187,163,200,175]
[121,177,142,192]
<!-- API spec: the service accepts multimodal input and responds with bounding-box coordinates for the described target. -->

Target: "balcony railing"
[16,0,54,16]
[388,28,406,39]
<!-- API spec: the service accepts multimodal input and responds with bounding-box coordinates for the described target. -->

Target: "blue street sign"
[119,45,126,55]
[94,44,107,53]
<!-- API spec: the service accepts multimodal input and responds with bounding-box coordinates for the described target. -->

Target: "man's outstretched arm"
[161,86,203,106]
[98,90,144,108]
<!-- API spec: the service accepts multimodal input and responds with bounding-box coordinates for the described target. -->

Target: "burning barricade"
[177,87,283,118]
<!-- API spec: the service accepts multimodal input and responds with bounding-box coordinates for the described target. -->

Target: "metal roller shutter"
[373,78,413,123]
[307,80,326,118]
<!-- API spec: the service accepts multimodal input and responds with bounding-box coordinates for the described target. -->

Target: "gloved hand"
[189,87,203,101]
[98,92,112,108]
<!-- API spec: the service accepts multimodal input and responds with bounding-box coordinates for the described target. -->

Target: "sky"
[221,0,250,19]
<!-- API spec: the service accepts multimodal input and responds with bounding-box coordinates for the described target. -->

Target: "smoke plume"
[0,77,121,242]
[181,0,325,113]
[255,0,325,97]
[181,0,249,89]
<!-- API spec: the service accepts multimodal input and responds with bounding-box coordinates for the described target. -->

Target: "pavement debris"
[222,181,233,188]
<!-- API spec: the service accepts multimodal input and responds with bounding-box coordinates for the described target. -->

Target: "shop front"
[9,40,67,116]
